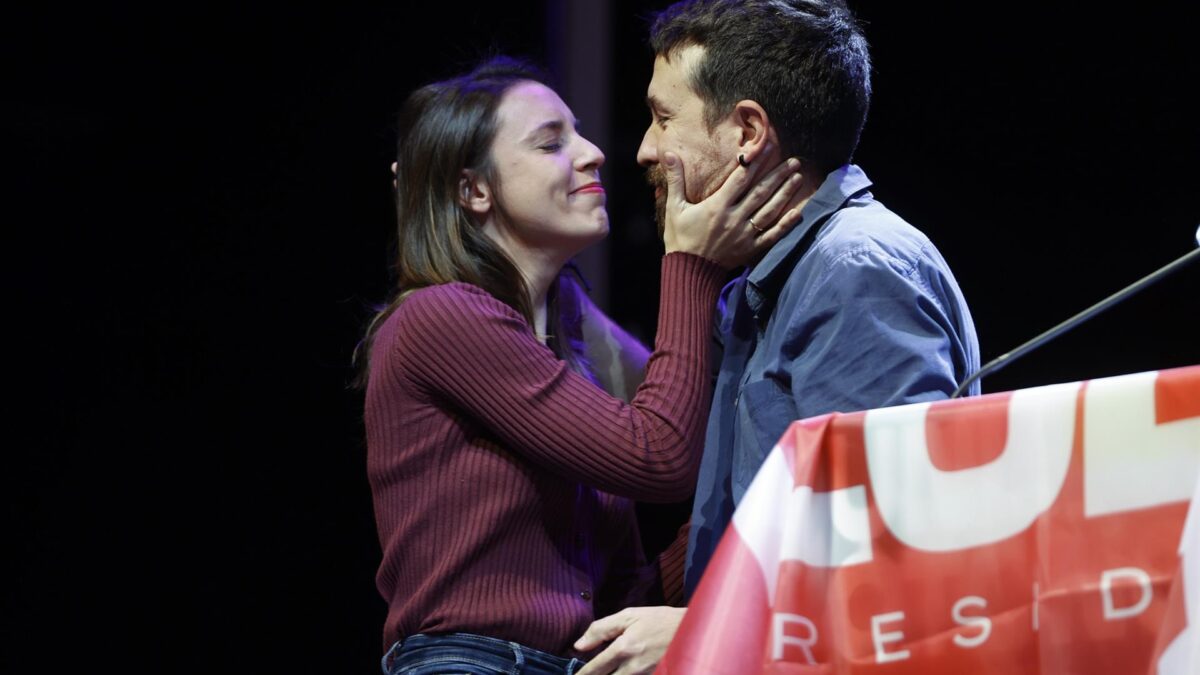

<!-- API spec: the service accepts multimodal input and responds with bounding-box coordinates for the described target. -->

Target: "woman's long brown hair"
[355,57,593,387]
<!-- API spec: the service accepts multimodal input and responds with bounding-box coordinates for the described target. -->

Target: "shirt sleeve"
[388,252,726,502]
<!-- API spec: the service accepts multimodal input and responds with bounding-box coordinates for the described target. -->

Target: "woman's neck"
[530,293,548,342]
[481,224,566,343]
[522,258,559,343]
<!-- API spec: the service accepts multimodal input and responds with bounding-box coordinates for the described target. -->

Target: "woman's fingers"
[747,165,805,233]
[750,205,804,251]
[733,156,802,219]
[709,142,776,206]
[661,151,688,212]
[661,145,807,268]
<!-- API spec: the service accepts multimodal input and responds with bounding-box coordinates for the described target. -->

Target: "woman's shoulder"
[371,282,536,384]
[381,282,526,345]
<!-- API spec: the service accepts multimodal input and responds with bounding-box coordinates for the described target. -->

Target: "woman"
[361,56,802,674]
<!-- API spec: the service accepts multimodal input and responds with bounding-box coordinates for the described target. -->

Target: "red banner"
[661,366,1200,674]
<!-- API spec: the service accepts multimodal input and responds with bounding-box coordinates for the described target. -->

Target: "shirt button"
[579,590,592,601]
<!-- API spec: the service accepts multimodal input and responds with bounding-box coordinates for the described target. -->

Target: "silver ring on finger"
[749,216,766,234]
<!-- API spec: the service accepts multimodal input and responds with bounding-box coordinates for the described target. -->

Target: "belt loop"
[508,640,525,674]
[380,638,404,674]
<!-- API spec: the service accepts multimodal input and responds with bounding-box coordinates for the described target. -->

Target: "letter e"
[871,611,910,663]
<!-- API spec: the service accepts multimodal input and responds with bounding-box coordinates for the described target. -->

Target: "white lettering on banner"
[772,613,818,664]
[864,382,1078,552]
[1101,567,1153,620]
[1032,582,1039,632]
[872,611,910,663]
[952,596,991,648]
[733,448,873,601]
[778,485,872,568]
[732,448,795,600]
[1084,371,1200,517]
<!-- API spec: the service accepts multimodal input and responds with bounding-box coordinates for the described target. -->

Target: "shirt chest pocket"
[733,377,799,503]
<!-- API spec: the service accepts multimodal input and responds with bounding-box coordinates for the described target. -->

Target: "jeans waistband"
[382,632,586,674]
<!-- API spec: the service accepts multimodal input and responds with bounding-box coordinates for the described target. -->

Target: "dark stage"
[9,2,1198,672]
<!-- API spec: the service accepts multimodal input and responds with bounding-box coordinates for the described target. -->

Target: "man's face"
[637,45,736,235]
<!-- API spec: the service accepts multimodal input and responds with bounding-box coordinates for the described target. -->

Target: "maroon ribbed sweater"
[364,253,723,656]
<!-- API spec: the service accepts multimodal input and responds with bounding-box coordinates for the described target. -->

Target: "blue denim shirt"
[684,165,980,597]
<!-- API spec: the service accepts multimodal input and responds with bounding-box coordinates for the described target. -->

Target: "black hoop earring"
[738,154,750,167]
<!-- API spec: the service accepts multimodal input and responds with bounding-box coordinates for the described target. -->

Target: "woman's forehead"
[496,82,575,138]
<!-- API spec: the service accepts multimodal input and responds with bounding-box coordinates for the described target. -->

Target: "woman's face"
[483,81,608,261]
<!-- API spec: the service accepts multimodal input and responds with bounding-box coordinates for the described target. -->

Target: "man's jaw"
[646,164,669,238]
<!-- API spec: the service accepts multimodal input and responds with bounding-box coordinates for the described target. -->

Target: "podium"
[660,366,1200,674]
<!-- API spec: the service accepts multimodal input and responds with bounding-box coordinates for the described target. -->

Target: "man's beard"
[647,164,668,239]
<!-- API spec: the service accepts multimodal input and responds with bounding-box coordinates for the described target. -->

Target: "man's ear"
[458,169,492,217]
[731,100,773,165]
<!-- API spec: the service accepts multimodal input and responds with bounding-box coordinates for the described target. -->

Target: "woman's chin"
[582,220,610,247]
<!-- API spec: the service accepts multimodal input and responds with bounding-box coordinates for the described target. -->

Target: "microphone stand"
[952,229,1200,399]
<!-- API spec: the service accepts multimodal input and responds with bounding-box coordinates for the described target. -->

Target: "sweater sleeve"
[655,519,690,607]
[389,253,725,502]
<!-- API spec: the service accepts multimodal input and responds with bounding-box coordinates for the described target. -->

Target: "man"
[575,0,980,672]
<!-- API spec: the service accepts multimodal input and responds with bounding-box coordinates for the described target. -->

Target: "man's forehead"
[647,45,704,104]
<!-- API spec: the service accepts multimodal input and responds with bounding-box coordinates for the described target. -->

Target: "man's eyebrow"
[646,95,671,115]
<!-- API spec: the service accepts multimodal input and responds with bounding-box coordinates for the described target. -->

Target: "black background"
[9,2,1198,673]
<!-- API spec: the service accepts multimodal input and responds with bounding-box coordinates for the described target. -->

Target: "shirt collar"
[744,164,873,315]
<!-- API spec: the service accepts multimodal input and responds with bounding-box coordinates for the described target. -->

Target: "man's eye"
[540,141,563,152]
[656,115,671,129]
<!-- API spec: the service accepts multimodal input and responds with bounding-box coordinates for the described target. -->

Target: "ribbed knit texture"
[364,253,725,656]
[655,520,690,607]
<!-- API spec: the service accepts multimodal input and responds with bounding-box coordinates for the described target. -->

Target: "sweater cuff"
[660,252,727,310]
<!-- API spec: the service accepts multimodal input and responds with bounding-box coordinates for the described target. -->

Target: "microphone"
[951,225,1200,398]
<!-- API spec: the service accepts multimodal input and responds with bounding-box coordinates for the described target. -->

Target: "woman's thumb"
[662,152,687,208]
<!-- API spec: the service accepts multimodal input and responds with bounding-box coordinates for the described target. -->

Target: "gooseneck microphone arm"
[951,225,1200,399]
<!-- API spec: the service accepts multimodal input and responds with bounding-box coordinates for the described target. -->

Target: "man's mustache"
[647,164,667,191]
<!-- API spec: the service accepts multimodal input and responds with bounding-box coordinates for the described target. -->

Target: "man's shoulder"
[812,199,934,267]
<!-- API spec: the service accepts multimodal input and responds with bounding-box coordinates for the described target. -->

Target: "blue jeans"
[382,633,587,674]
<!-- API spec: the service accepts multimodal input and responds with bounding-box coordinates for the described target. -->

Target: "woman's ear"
[459,169,492,216]
[731,100,773,165]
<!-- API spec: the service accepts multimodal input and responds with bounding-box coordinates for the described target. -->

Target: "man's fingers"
[576,640,623,675]
[574,611,632,652]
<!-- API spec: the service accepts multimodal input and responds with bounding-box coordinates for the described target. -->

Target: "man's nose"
[636,125,658,167]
